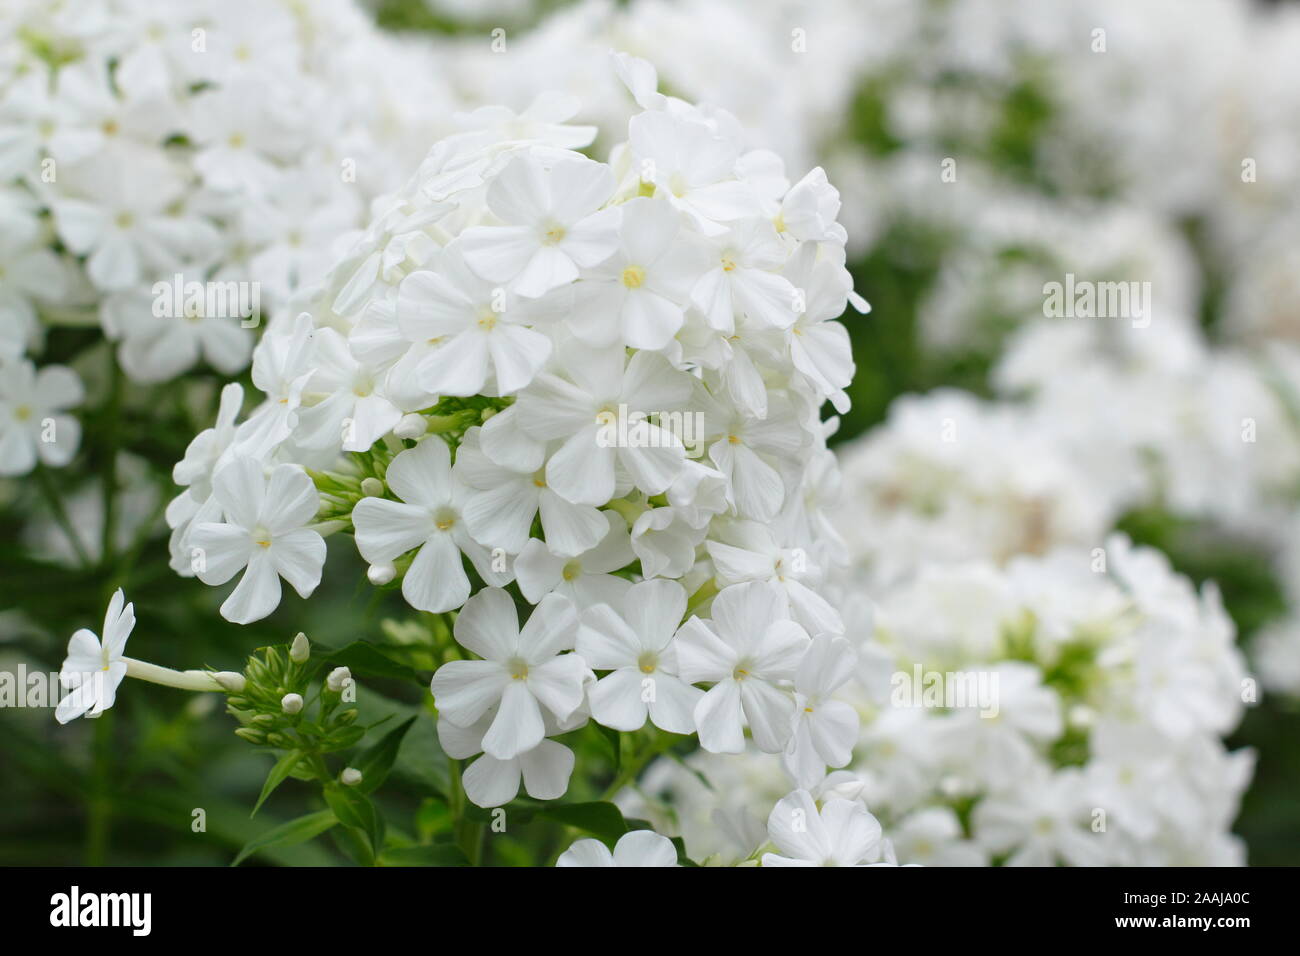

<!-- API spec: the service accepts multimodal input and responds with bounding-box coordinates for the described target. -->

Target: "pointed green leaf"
[379,844,470,866]
[252,750,303,817]
[537,801,629,846]
[231,810,337,867]
[354,716,417,794]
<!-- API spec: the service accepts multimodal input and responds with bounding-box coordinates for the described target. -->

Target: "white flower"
[430,589,592,760]
[776,167,848,244]
[515,511,634,607]
[577,579,702,734]
[567,197,705,350]
[782,636,860,789]
[101,288,253,385]
[352,437,507,613]
[890,808,987,867]
[628,504,708,579]
[972,768,1104,867]
[189,458,326,625]
[51,150,217,292]
[557,830,679,867]
[55,588,135,723]
[437,707,580,808]
[294,328,402,453]
[518,346,693,506]
[396,243,565,397]
[455,425,607,557]
[235,314,316,459]
[172,383,244,503]
[701,390,808,521]
[675,581,810,753]
[762,790,884,867]
[782,242,856,412]
[707,519,842,636]
[453,91,597,151]
[629,110,757,234]
[0,358,83,475]
[459,151,620,298]
[691,219,798,334]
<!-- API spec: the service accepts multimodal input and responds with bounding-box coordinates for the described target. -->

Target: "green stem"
[33,465,93,568]
[84,711,112,866]
[99,356,124,573]
[86,355,125,864]
[601,733,667,801]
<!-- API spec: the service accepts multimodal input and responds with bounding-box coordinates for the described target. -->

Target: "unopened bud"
[822,777,867,804]
[213,671,246,693]
[360,477,385,498]
[326,666,352,693]
[289,632,310,663]
[234,727,266,744]
[281,692,304,715]
[340,767,363,787]
[393,413,427,439]
[367,562,396,586]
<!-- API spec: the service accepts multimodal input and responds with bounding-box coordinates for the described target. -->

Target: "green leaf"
[231,810,337,867]
[354,716,417,795]
[379,844,470,867]
[536,801,629,846]
[323,641,420,681]
[324,786,384,857]
[252,750,303,817]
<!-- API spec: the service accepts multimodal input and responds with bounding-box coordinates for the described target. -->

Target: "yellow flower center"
[621,265,646,289]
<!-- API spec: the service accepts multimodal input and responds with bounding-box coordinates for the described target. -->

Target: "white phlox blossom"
[156,53,865,863]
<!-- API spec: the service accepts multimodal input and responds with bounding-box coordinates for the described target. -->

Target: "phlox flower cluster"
[156,53,870,848]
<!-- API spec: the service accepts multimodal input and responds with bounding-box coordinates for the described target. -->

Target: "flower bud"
[367,562,396,586]
[281,692,304,714]
[289,632,310,663]
[213,671,246,693]
[326,666,352,693]
[340,767,363,787]
[821,776,867,804]
[393,413,427,439]
[360,477,385,498]
[234,727,266,744]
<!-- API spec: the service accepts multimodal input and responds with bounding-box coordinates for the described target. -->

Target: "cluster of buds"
[226,632,361,762]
